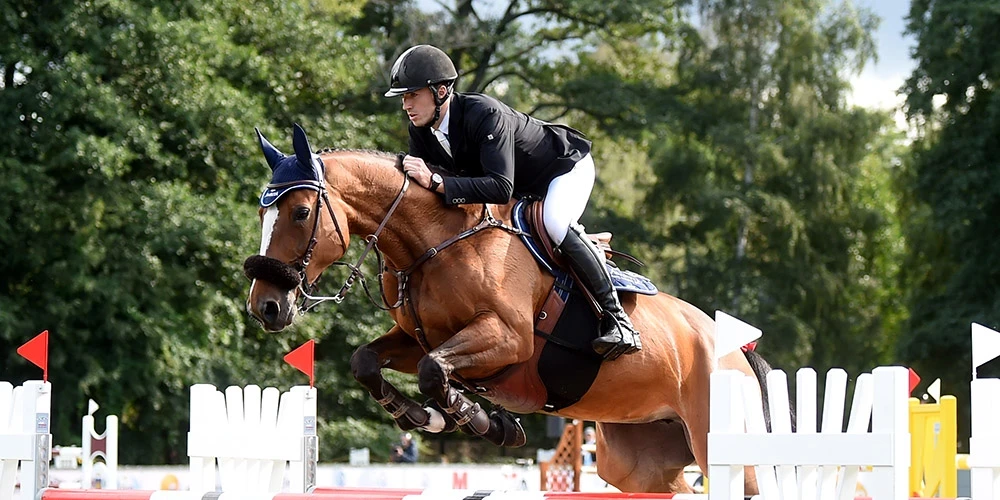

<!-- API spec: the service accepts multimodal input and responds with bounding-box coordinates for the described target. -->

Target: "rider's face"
[401,86,448,128]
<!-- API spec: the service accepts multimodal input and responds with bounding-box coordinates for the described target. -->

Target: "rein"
[296,155,527,318]
[390,204,526,372]
[296,155,410,312]
[286,154,528,393]
[387,204,526,308]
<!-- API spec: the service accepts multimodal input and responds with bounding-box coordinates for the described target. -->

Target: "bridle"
[292,155,411,313]
[267,153,526,319]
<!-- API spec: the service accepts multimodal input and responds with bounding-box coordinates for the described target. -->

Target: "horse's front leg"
[350,325,455,433]
[416,311,529,447]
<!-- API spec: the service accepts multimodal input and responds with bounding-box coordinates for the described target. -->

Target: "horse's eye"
[294,207,311,222]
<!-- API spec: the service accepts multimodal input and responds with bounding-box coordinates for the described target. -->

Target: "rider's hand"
[401,155,431,189]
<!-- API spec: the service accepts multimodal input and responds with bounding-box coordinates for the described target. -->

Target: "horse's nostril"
[262,300,280,324]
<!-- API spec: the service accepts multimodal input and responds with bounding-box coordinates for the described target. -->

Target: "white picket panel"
[187,384,317,494]
[0,381,51,500]
[708,366,909,500]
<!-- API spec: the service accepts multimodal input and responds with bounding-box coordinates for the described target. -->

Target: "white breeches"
[543,153,595,246]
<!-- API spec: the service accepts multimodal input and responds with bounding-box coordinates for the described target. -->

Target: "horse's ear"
[256,127,285,171]
[292,123,322,180]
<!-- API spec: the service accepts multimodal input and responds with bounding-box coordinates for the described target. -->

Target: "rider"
[383,44,641,359]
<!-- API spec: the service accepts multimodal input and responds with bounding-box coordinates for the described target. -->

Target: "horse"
[243,124,772,493]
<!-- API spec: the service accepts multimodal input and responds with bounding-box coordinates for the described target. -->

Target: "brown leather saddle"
[525,199,644,331]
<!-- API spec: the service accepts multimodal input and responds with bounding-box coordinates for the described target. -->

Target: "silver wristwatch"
[429,172,443,191]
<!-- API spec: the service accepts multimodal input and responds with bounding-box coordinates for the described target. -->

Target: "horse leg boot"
[559,223,641,360]
[351,342,455,433]
[417,355,527,447]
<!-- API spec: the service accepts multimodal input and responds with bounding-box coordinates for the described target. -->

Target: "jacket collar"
[445,93,465,165]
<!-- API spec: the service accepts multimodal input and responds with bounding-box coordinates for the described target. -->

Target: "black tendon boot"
[559,224,641,360]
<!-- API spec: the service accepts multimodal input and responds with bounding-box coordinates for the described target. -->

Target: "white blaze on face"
[258,206,280,255]
[248,206,281,305]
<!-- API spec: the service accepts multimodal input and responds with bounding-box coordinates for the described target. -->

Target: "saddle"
[513,197,657,314]
[470,199,657,413]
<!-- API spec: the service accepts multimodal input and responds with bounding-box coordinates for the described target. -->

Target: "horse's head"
[243,124,350,331]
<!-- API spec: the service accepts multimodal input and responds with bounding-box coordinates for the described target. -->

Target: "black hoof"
[486,408,527,447]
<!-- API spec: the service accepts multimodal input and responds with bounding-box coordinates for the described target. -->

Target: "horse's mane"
[316,147,491,220]
[317,147,404,177]
[318,148,397,160]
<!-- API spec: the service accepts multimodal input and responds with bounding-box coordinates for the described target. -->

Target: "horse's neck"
[330,154,475,268]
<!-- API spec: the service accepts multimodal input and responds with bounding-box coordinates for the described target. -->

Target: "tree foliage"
[0,0,394,463]
[898,0,1000,444]
[633,0,904,376]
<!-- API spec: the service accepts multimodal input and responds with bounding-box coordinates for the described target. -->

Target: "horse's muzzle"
[245,255,301,331]
[243,255,300,290]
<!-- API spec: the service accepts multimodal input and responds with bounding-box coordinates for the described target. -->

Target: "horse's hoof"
[490,409,527,448]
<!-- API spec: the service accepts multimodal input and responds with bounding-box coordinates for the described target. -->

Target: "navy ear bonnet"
[256,123,325,207]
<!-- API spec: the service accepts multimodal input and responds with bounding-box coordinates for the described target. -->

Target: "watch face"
[433,173,443,183]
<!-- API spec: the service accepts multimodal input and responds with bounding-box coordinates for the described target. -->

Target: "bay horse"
[243,124,771,493]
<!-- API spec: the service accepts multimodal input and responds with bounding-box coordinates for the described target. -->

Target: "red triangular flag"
[284,339,315,387]
[908,367,921,396]
[17,330,49,382]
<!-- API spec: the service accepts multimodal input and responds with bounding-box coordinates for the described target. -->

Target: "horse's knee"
[350,345,381,388]
[417,355,448,400]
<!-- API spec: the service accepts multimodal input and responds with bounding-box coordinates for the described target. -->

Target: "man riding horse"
[384,44,640,360]
[242,46,776,494]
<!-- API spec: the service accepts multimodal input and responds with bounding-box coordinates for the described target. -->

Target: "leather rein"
[295,156,527,338]
[291,153,529,393]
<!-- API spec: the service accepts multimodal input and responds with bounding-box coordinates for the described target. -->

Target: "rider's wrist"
[429,172,443,192]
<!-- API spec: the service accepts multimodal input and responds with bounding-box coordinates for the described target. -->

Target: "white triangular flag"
[88,399,99,417]
[972,323,1000,377]
[714,311,762,360]
[926,378,941,402]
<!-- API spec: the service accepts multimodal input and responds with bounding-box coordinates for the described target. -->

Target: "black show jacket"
[408,92,592,206]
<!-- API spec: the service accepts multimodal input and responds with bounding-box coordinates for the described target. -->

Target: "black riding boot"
[559,224,641,360]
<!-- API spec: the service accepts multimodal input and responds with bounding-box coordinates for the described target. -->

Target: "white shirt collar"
[434,105,451,136]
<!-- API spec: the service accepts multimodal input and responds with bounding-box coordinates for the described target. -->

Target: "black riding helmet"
[384,45,458,98]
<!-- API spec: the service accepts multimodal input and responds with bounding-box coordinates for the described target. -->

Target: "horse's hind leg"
[595,420,696,492]
[683,350,763,495]
[351,325,457,433]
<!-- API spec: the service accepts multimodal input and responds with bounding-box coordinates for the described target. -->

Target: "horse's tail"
[743,349,795,432]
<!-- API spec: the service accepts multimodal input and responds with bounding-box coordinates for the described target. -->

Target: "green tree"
[897,0,1000,448]
[0,0,392,463]
[641,0,905,375]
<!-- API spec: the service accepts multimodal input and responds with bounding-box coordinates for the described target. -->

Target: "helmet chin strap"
[419,83,453,129]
